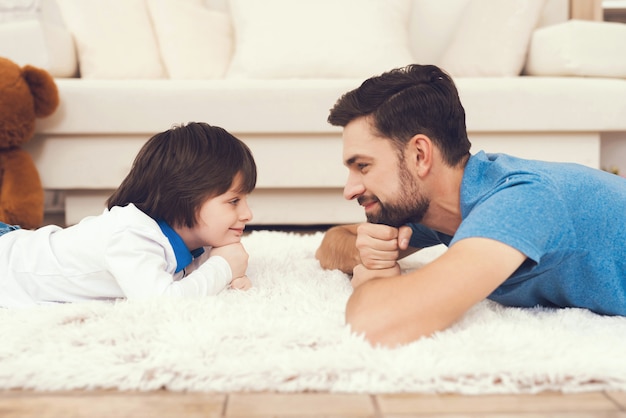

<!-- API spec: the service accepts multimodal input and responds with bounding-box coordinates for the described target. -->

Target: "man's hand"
[356,223,413,270]
[351,263,400,288]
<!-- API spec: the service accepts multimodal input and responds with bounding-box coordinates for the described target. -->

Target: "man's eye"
[357,163,369,171]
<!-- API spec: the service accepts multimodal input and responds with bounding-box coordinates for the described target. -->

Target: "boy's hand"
[210,243,249,279]
[230,275,252,291]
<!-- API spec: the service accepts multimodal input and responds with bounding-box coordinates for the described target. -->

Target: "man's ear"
[408,134,433,177]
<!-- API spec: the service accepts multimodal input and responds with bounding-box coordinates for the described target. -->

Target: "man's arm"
[315,224,361,274]
[315,223,418,274]
[345,237,527,347]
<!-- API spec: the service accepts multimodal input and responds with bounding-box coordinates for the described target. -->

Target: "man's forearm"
[315,224,361,274]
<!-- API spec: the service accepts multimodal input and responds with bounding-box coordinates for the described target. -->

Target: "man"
[315,64,626,347]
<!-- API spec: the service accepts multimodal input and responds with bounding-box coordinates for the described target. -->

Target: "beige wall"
[570,0,604,20]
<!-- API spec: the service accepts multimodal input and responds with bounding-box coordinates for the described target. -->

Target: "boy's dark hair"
[107,122,257,228]
[328,64,471,167]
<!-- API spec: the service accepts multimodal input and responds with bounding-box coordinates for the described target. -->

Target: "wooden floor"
[1,390,626,417]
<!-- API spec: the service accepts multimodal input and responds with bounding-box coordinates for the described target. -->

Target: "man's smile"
[358,196,379,212]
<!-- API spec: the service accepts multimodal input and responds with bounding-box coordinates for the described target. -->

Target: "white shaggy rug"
[2,230,626,394]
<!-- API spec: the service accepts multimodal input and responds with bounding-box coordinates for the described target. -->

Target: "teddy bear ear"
[22,65,60,118]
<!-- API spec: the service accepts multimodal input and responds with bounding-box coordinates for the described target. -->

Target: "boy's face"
[190,173,253,248]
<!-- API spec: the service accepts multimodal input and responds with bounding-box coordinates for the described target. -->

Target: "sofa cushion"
[55,0,166,79]
[226,0,414,79]
[146,0,233,79]
[408,0,470,65]
[37,77,626,135]
[525,20,626,78]
[440,0,546,77]
[0,19,77,77]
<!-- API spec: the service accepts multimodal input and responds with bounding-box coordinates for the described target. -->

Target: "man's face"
[342,117,429,227]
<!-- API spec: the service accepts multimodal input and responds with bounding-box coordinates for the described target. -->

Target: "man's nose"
[343,173,365,201]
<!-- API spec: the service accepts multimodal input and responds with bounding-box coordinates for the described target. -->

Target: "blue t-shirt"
[408,151,626,316]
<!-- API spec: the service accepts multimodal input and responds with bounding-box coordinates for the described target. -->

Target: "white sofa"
[2,0,625,226]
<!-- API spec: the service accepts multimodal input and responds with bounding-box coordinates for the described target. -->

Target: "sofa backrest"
[200,0,568,64]
[408,0,568,64]
[10,0,570,79]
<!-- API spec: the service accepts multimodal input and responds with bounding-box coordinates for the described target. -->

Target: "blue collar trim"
[157,220,205,273]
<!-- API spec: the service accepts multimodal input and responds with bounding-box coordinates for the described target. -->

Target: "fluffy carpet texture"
[2,230,625,394]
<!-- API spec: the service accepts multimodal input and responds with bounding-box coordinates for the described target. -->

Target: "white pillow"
[525,20,626,79]
[227,0,414,79]
[439,0,546,77]
[408,0,471,65]
[146,0,233,79]
[56,0,166,79]
[0,20,77,77]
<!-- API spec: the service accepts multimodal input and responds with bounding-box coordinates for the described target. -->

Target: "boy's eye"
[229,199,240,205]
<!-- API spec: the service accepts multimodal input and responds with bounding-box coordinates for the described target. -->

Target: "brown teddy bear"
[0,56,59,229]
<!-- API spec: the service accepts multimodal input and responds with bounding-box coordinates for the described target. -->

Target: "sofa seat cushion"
[38,79,362,133]
[38,77,626,135]
[457,77,626,131]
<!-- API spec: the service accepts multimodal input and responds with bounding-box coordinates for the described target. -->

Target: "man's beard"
[363,165,429,228]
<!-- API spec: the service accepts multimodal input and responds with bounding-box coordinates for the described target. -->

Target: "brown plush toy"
[0,56,59,229]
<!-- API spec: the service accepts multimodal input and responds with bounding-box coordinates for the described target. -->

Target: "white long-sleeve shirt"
[0,204,232,308]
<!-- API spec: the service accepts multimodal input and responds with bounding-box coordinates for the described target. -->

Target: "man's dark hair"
[328,64,471,166]
[107,122,257,228]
